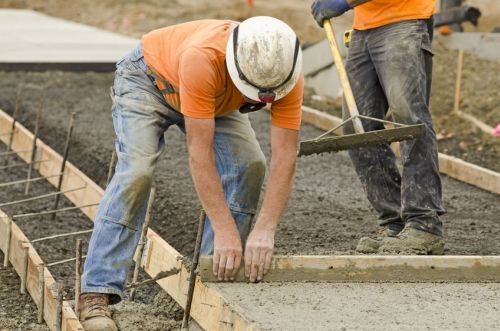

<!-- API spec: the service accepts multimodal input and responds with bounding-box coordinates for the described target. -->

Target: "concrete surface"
[0,9,137,70]
[212,282,500,331]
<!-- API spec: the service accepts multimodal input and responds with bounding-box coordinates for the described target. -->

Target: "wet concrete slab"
[0,9,137,71]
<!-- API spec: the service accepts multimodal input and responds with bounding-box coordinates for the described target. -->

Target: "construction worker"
[311,0,445,254]
[79,16,303,331]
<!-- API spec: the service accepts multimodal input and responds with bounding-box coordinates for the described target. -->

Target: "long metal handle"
[323,19,365,134]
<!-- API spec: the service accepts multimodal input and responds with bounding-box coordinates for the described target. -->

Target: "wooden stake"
[453,49,464,114]
[37,263,45,324]
[130,186,156,301]
[75,239,83,318]
[25,102,43,195]
[55,283,63,331]
[52,112,76,220]
[21,245,29,294]
[3,218,12,267]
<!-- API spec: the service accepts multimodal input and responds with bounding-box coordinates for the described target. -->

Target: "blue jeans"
[343,19,444,235]
[81,44,266,303]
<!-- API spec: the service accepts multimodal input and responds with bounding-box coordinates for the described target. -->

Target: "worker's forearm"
[189,151,237,234]
[254,149,296,231]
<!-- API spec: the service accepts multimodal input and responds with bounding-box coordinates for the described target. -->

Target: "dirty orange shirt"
[353,0,436,30]
[141,20,304,130]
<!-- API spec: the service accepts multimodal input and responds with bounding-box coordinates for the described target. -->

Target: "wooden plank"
[199,255,500,283]
[438,153,500,195]
[0,108,256,331]
[455,111,494,135]
[300,107,500,195]
[0,211,83,331]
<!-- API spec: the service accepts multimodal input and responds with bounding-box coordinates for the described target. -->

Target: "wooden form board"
[0,108,256,331]
[301,107,500,195]
[199,255,500,283]
[0,211,83,331]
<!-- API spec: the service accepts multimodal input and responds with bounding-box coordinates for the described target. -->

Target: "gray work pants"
[343,19,444,235]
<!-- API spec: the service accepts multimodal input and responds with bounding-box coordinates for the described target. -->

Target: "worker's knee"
[101,166,153,231]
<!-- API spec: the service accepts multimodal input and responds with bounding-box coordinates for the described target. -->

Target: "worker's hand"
[244,227,275,282]
[311,0,352,27]
[213,227,242,281]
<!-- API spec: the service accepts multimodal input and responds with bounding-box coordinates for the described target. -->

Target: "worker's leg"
[343,29,404,232]
[82,45,181,303]
[199,111,266,255]
[370,19,445,236]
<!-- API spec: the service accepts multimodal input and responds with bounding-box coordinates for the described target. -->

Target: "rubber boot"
[356,226,402,254]
[378,225,445,255]
[79,293,118,331]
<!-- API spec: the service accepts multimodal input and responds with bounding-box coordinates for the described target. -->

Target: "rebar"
[47,255,87,267]
[7,203,98,220]
[130,186,156,301]
[106,150,117,187]
[75,239,83,318]
[0,172,62,188]
[25,102,43,195]
[125,268,180,290]
[31,229,92,243]
[4,85,22,166]
[0,148,32,157]
[3,218,12,267]
[0,186,86,208]
[52,112,76,220]
[37,263,45,323]
[181,209,207,329]
[0,158,49,171]
[21,245,29,294]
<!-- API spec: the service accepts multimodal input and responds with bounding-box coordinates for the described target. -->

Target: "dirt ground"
[0,0,499,330]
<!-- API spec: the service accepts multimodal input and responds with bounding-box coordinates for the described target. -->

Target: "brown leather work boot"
[378,226,445,255]
[79,293,118,331]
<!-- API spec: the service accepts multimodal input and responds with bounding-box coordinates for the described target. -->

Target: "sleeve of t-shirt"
[269,74,304,130]
[178,48,217,119]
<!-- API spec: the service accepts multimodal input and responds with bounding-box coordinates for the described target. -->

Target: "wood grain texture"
[0,211,83,331]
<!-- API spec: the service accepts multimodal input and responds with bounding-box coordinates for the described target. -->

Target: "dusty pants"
[343,19,444,235]
[81,44,266,303]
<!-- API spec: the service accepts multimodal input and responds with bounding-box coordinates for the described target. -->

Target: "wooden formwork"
[0,107,256,330]
[1,105,500,330]
[0,212,84,331]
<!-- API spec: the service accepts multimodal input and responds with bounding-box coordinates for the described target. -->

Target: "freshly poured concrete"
[212,282,500,330]
[0,9,137,70]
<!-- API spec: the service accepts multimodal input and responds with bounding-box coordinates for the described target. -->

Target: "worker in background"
[311,0,445,254]
[79,16,303,331]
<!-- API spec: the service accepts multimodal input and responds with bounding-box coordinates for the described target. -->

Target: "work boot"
[79,293,118,331]
[356,226,402,254]
[378,226,445,255]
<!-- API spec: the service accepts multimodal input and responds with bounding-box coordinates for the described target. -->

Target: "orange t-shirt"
[141,20,304,130]
[353,0,436,30]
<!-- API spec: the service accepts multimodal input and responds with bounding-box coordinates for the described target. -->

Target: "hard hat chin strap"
[232,25,300,103]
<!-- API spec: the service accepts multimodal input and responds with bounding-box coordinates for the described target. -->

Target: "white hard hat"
[226,16,302,103]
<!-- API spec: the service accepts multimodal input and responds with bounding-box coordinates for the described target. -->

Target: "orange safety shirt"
[141,20,304,130]
[353,0,436,30]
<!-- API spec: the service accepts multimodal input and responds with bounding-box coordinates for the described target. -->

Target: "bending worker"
[79,16,303,331]
[311,0,445,254]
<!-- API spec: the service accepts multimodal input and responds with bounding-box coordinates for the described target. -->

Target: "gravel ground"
[0,70,499,330]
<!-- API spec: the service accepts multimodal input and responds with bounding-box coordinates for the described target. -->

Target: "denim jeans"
[81,44,266,303]
[343,19,445,235]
